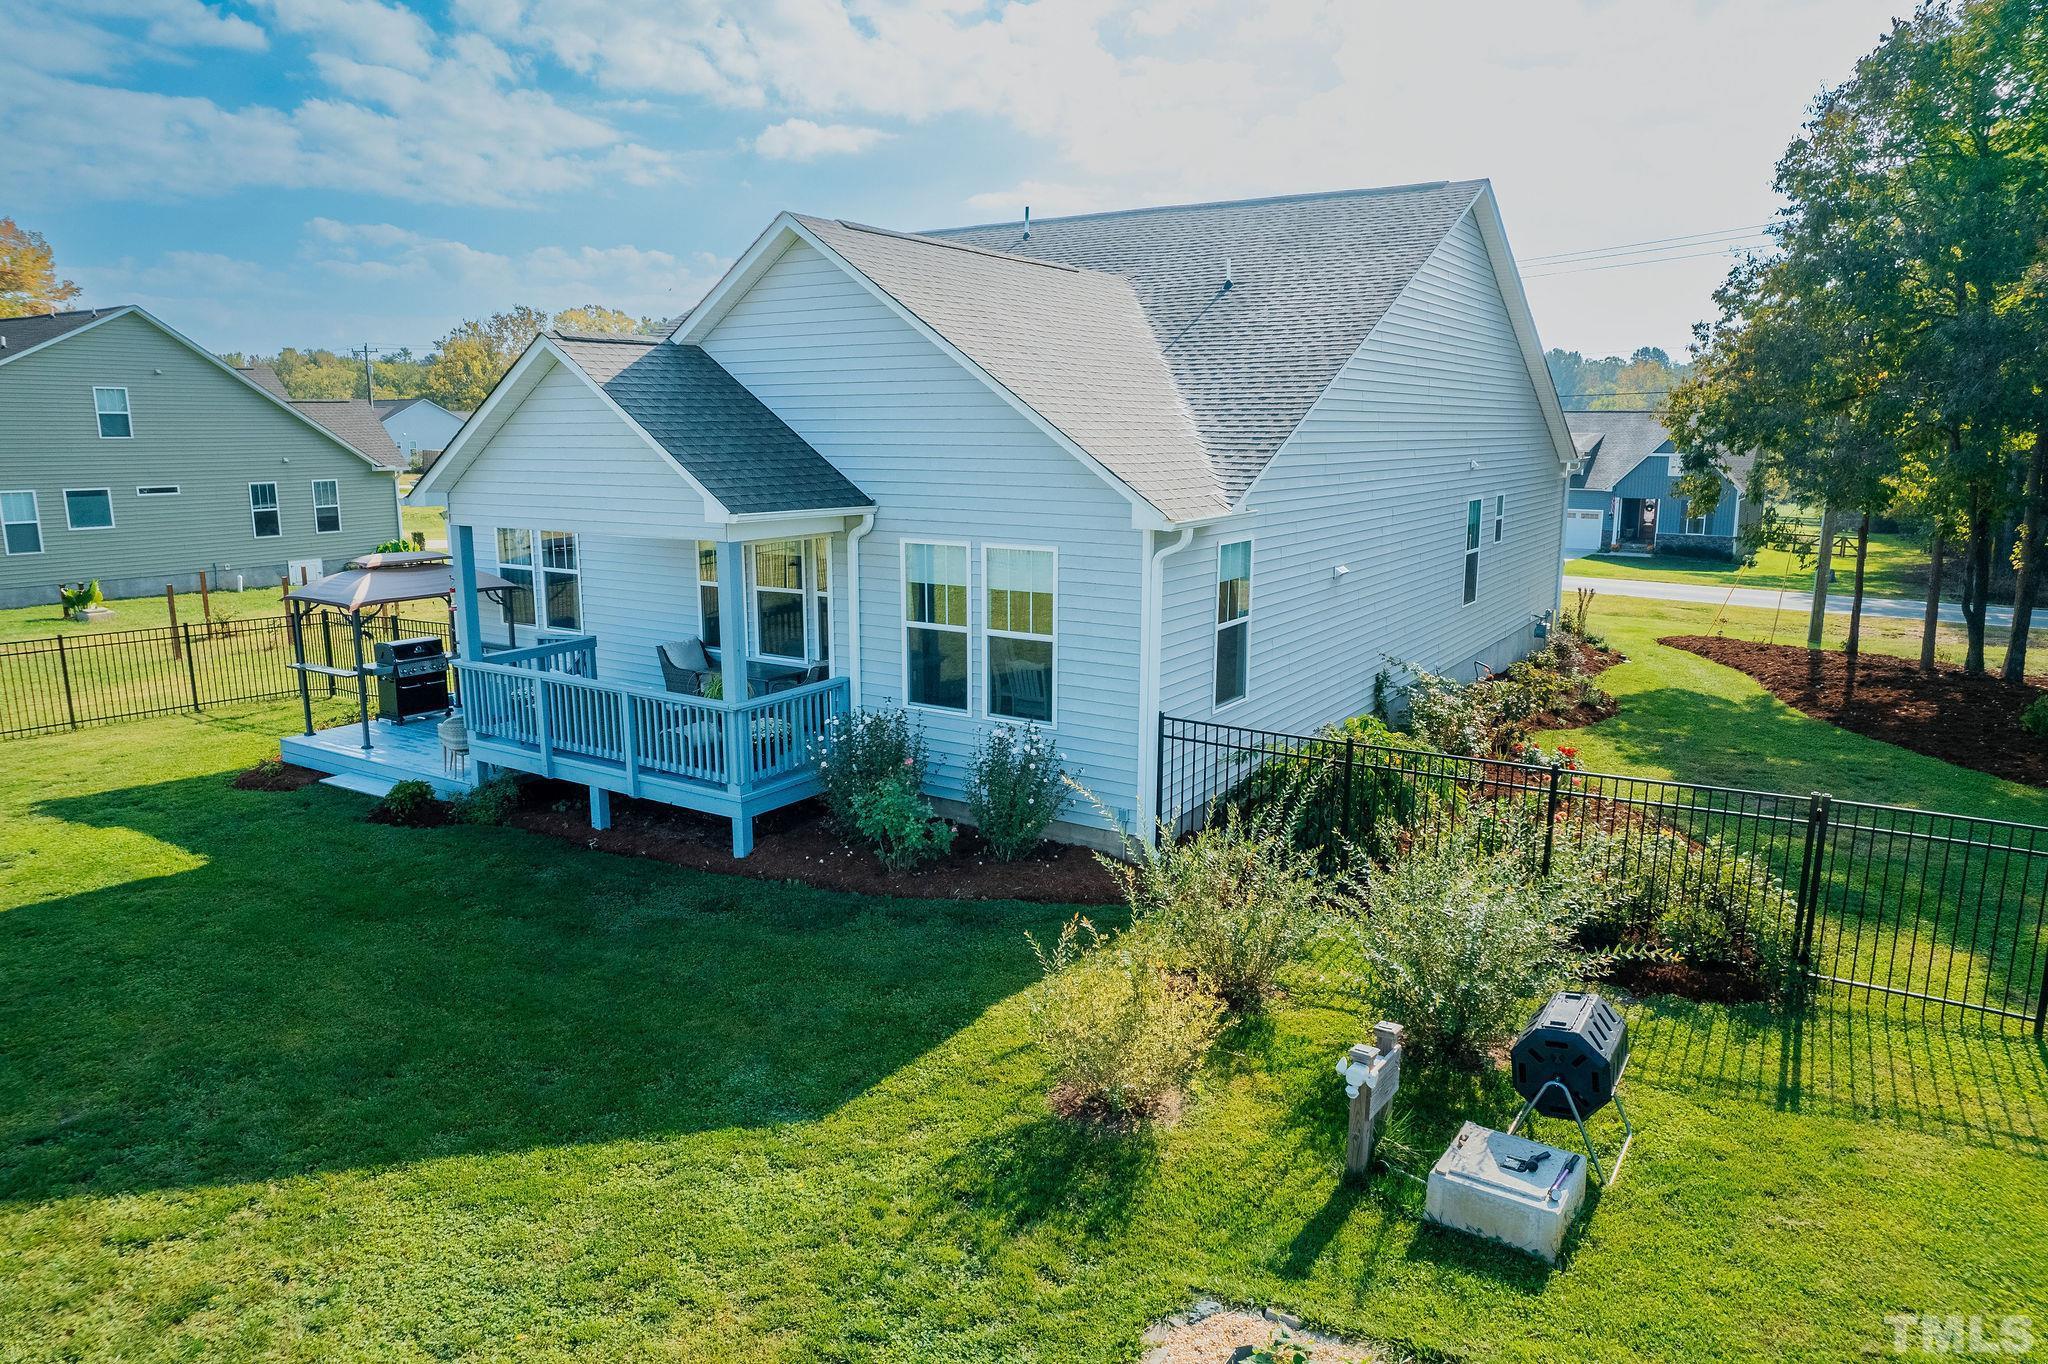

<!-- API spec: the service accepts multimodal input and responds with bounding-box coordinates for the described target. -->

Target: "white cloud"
[254,0,435,72]
[752,117,890,161]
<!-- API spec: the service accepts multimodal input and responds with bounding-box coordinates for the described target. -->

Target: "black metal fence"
[1159,715,2048,1032]
[0,613,455,739]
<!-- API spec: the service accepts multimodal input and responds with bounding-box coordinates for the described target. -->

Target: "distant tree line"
[1544,347,1691,412]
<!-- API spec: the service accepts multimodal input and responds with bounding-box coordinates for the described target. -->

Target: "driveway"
[1561,573,2015,631]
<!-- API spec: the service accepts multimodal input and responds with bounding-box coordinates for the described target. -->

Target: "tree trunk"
[1807,506,1838,650]
[1963,490,1992,676]
[1843,513,1871,710]
[1920,529,1945,675]
[2001,435,2047,685]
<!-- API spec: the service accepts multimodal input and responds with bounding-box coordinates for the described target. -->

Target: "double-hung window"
[1214,539,1251,709]
[1462,498,1482,605]
[539,531,580,630]
[93,387,131,438]
[903,541,968,711]
[986,546,1055,723]
[1,492,42,555]
[495,528,580,630]
[64,488,115,531]
[1685,507,1710,534]
[250,482,281,538]
[1494,494,1505,543]
[697,542,721,647]
[811,537,831,663]
[312,479,341,533]
[497,529,536,627]
[750,539,807,661]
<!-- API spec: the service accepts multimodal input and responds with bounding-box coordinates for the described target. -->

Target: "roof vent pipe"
[1223,257,1233,291]
[1023,206,1031,240]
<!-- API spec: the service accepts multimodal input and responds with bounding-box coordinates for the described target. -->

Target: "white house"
[374,397,470,466]
[408,181,1575,855]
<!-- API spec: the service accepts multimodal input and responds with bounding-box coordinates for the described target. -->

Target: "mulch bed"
[1604,955,1772,1007]
[1515,641,1625,736]
[507,782,1123,903]
[230,760,326,792]
[1663,634,2048,787]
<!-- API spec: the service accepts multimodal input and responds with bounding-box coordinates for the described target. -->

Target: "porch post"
[452,523,484,661]
[716,538,753,858]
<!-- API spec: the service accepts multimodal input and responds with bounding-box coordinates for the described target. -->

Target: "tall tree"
[0,218,82,318]
[551,304,661,337]
[423,306,549,410]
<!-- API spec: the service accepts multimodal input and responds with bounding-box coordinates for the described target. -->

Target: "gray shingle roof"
[237,364,292,399]
[549,334,871,515]
[1564,409,1752,493]
[927,181,1490,505]
[290,399,406,468]
[0,308,120,359]
[796,215,1225,522]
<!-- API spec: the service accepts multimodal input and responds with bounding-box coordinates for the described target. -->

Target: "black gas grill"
[374,636,450,722]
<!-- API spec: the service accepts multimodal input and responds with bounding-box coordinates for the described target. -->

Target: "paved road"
[1562,573,2015,631]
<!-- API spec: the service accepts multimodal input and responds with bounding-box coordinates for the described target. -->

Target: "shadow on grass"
[2,772,1078,1204]
[941,1114,1161,1238]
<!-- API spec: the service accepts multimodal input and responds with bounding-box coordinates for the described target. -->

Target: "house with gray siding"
[0,307,403,607]
[374,397,469,467]
[408,181,1576,853]
[1563,409,1757,558]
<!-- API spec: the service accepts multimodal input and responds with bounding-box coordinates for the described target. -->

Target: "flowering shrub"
[813,707,926,829]
[852,768,955,870]
[1393,648,1607,758]
[966,725,1068,860]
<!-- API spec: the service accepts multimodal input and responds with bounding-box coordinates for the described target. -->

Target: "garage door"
[1564,509,1604,555]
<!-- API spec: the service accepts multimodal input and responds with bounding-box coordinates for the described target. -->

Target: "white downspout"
[843,512,875,708]
[1136,525,1195,841]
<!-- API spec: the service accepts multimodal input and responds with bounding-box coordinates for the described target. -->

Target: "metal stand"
[1506,1078,1634,1187]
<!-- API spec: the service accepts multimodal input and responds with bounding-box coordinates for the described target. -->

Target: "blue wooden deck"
[281,717,479,799]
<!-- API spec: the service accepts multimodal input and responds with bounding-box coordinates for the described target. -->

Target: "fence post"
[1341,737,1356,846]
[55,634,79,730]
[1792,792,1831,975]
[183,624,202,712]
[1541,759,1564,876]
[166,586,181,659]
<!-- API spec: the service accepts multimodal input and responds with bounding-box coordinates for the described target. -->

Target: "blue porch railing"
[478,633,598,677]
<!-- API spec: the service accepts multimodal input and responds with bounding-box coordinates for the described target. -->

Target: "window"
[312,479,341,534]
[1685,507,1710,534]
[93,387,131,439]
[812,536,831,664]
[250,482,281,538]
[540,530,580,630]
[750,539,807,661]
[63,489,114,531]
[903,541,969,711]
[1462,499,1482,605]
[1,492,41,555]
[986,546,1055,723]
[1494,493,1505,543]
[497,529,535,627]
[136,485,180,497]
[697,542,721,648]
[1214,539,1251,709]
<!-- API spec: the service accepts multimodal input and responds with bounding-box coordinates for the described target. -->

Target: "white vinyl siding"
[985,545,1055,724]
[312,479,341,533]
[2,492,42,555]
[903,540,970,712]
[249,482,280,538]
[64,488,115,531]
[93,386,131,438]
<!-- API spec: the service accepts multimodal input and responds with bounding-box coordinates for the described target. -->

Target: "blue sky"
[3,0,1909,360]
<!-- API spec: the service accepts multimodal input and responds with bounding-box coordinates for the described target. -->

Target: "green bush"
[2022,696,2048,739]
[1026,917,1224,1124]
[370,779,440,827]
[451,773,522,825]
[1106,804,1327,1012]
[852,768,955,870]
[813,707,924,829]
[966,725,1067,860]
[1224,714,1449,864]
[59,580,104,616]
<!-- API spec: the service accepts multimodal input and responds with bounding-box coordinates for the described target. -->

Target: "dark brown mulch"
[1663,634,2048,787]
[506,782,1123,903]
[1604,955,1772,1007]
[1514,641,1625,737]
[230,760,325,792]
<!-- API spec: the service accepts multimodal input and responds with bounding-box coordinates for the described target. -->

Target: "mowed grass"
[1566,531,1937,599]
[3,706,2046,1361]
[0,584,294,644]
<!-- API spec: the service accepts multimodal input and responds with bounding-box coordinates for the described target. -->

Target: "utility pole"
[357,344,375,402]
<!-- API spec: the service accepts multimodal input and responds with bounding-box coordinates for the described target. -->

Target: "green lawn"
[0,583,293,645]
[3,706,2045,1361]
[399,474,446,548]
[1567,531,1933,599]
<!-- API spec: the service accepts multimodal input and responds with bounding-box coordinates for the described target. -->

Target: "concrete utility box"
[1426,1121,1588,1264]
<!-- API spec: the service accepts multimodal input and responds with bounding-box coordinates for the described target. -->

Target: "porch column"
[452,523,484,660]
[716,538,754,858]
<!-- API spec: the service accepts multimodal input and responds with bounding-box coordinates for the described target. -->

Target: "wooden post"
[166,586,181,659]
[199,571,212,625]
[1340,1021,1405,1181]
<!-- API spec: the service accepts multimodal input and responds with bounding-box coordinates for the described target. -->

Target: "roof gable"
[1564,409,1753,492]
[0,309,120,360]
[290,399,405,468]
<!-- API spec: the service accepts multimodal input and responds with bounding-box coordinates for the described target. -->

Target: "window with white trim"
[312,479,341,533]
[812,536,831,664]
[250,482,280,538]
[750,539,807,661]
[494,528,580,631]
[64,488,115,531]
[1685,506,1710,534]
[137,485,179,497]
[498,529,535,627]
[1494,493,1505,543]
[986,546,1055,723]
[1,491,42,555]
[696,542,721,648]
[539,530,580,630]
[1214,539,1251,708]
[903,541,968,711]
[93,387,131,438]
[1462,498,1481,605]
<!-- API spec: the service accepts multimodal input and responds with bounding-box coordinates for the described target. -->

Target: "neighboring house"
[374,397,469,467]
[238,366,408,474]
[1563,410,1757,558]
[410,181,1576,853]
[0,308,403,608]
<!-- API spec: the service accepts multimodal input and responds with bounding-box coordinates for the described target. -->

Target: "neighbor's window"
[1686,508,1709,534]
[751,539,807,661]
[903,541,968,711]
[986,546,1055,723]
[1462,498,1481,605]
[250,482,280,538]
[136,485,179,497]
[696,542,721,648]
[312,479,341,533]
[540,530,580,631]
[497,528,535,627]
[93,387,131,438]
[1494,493,1505,543]
[1214,539,1251,708]
[1,491,42,555]
[64,488,115,531]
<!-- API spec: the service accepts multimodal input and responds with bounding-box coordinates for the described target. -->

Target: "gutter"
[843,512,875,706]
[1135,525,1196,840]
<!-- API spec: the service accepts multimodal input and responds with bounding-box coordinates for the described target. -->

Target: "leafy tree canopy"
[0,218,82,319]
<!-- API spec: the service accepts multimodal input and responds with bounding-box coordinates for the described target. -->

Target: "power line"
[1519,222,1776,265]
[1523,245,1767,280]
[1554,389,1677,398]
